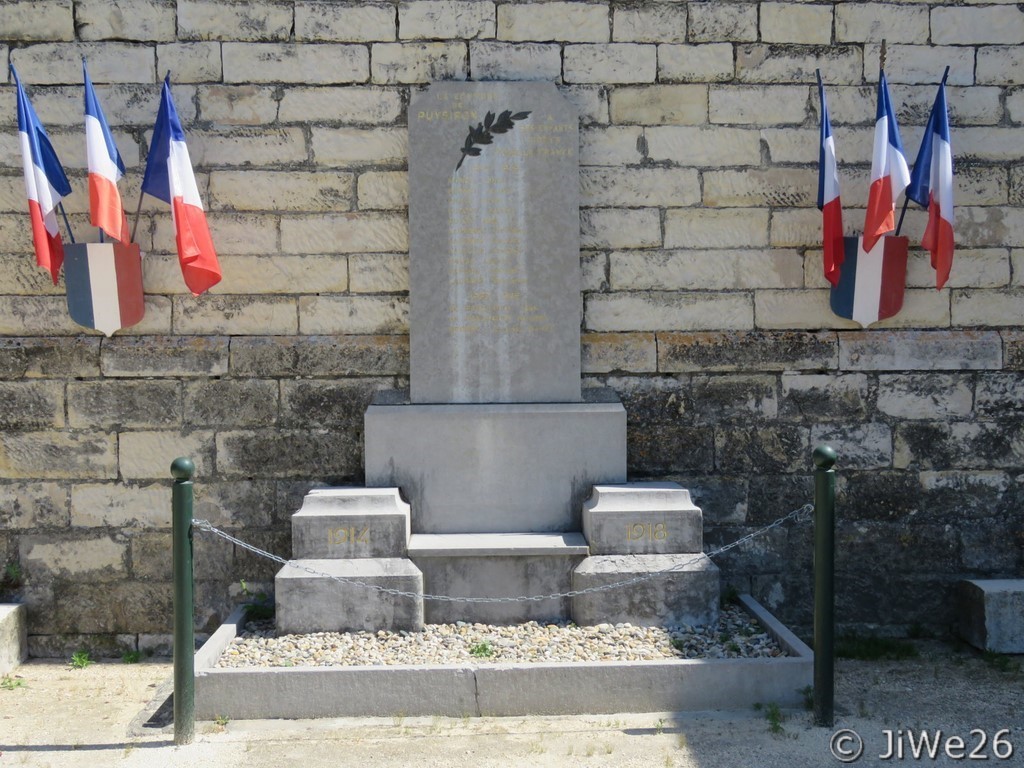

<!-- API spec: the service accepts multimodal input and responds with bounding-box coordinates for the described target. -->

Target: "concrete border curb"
[194,596,812,720]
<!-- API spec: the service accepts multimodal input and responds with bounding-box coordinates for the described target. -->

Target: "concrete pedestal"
[291,487,410,559]
[0,604,27,675]
[365,389,626,533]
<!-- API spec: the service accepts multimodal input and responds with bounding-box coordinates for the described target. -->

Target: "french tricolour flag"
[141,75,221,295]
[84,62,129,243]
[862,71,910,253]
[816,74,844,287]
[906,70,954,290]
[12,64,72,285]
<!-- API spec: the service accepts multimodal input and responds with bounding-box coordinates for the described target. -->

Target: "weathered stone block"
[20,535,127,582]
[101,336,228,378]
[583,483,703,555]
[690,375,779,424]
[715,426,810,473]
[666,209,769,249]
[184,380,278,427]
[281,213,408,254]
[172,296,298,335]
[585,292,753,332]
[780,373,868,422]
[0,0,73,41]
[863,45,975,86]
[628,425,715,475]
[275,558,423,633]
[311,127,407,167]
[349,253,409,292]
[737,45,861,85]
[196,86,286,125]
[296,1,396,41]
[68,380,180,428]
[357,172,408,211]
[370,42,467,84]
[761,3,834,44]
[70,483,169,528]
[580,208,661,249]
[291,488,410,559]
[178,0,294,41]
[658,43,733,82]
[399,1,495,40]
[646,125,762,167]
[581,332,657,374]
[580,126,644,166]
[835,3,928,43]
[611,249,802,290]
[572,554,720,627]
[609,85,707,126]
[76,0,176,41]
[0,381,64,429]
[299,295,409,335]
[10,43,154,84]
[216,429,362,479]
[839,331,1002,371]
[876,374,974,419]
[932,6,1024,45]
[564,44,657,84]
[710,85,810,125]
[0,432,117,480]
[280,378,393,427]
[689,2,756,42]
[156,42,222,82]
[956,580,1024,653]
[0,483,68,529]
[468,41,563,81]
[497,2,608,43]
[658,331,838,373]
[582,167,699,207]
[119,431,214,481]
[279,86,403,124]
[229,335,409,377]
[809,423,893,470]
[613,4,686,43]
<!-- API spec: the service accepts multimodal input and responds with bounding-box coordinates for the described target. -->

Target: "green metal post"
[812,445,837,728]
[171,457,196,746]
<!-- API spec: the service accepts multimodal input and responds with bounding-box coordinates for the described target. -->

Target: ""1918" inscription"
[627,522,668,541]
[328,527,370,545]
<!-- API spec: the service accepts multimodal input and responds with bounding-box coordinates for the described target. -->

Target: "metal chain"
[192,503,812,605]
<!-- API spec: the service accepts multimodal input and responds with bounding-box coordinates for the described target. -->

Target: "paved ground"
[0,640,1020,767]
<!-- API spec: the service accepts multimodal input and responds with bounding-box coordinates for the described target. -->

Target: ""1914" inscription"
[627,522,668,541]
[328,527,370,545]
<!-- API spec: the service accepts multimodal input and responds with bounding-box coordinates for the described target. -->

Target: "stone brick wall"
[1,0,1021,653]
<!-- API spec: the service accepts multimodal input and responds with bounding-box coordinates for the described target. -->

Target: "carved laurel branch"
[455,109,532,172]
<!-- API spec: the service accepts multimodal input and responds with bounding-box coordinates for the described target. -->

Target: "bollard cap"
[170,456,195,480]
[812,444,837,470]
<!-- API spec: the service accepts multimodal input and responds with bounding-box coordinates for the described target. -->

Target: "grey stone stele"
[409,532,589,624]
[290,487,410,559]
[193,597,813,719]
[364,389,626,534]
[955,579,1024,653]
[409,81,582,404]
[0,604,27,675]
[571,554,721,628]
[274,558,424,634]
[583,482,704,555]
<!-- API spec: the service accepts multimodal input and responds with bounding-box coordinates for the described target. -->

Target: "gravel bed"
[216,604,786,668]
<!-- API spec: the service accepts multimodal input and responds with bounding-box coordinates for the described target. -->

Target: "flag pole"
[129,189,145,244]
[58,202,76,244]
[895,66,950,237]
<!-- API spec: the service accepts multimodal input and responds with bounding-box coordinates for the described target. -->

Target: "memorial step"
[571,554,720,628]
[290,487,410,559]
[274,558,423,634]
[583,482,704,555]
[407,532,589,624]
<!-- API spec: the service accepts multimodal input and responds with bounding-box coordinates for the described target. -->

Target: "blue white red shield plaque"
[829,235,908,328]
[64,241,145,336]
